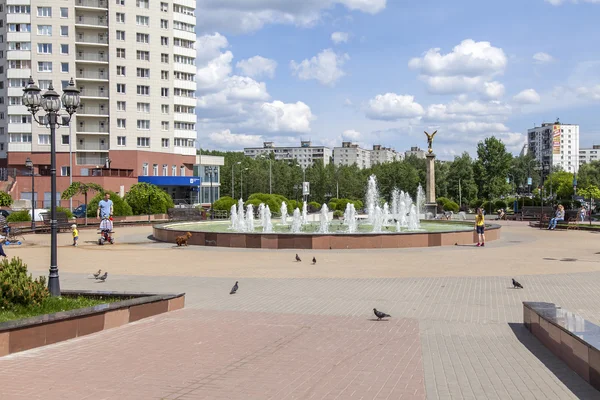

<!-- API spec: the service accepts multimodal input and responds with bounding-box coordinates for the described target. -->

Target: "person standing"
[71,224,79,246]
[96,192,114,220]
[580,205,587,222]
[475,207,485,247]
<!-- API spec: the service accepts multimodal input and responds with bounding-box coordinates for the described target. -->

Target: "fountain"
[245,204,254,232]
[263,205,273,233]
[301,201,308,225]
[230,204,238,231]
[290,208,302,233]
[365,175,379,224]
[318,204,330,233]
[407,204,419,231]
[280,201,288,225]
[258,203,265,226]
[343,203,358,233]
[237,198,245,232]
[372,205,383,233]
[382,203,391,226]
[416,185,425,217]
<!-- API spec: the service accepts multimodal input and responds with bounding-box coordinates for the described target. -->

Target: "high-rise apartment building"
[0,0,198,204]
[527,121,579,175]
[244,141,332,170]
[579,144,600,165]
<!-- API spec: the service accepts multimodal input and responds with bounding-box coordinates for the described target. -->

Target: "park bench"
[523,302,600,391]
[39,212,72,233]
[517,206,555,221]
[167,208,203,221]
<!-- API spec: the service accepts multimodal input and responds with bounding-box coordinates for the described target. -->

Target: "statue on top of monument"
[424,130,437,154]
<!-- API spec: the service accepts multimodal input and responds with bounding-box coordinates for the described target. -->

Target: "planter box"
[0,290,184,357]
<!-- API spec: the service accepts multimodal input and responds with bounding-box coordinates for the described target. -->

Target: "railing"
[76,53,108,62]
[75,36,108,44]
[76,143,109,151]
[75,0,108,8]
[79,89,108,98]
[78,107,109,115]
[76,125,108,133]
[75,16,108,26]
[76,156,106,166]
[85,168,134,177]
[76,71,108,79]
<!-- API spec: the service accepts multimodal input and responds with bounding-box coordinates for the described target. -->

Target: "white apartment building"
[244,141,332,170]
[579,145,600,165]
[405,146,426,159]
[0,0,198,203]
[333,142,403,169]
[527,121,579,175]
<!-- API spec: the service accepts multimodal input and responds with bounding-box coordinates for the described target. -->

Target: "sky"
[195,0,600,160]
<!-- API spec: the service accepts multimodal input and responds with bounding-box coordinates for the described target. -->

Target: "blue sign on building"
[137,176,202,187]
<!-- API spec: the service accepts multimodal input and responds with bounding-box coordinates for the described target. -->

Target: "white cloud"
[236,56,278,79]
[575,85,600,100]
[196,51,234,91]
[196,0,387,34]
[365,93,425,121]
[513,89,541,104]
[260,101,314,133]
[207,129,264,149]
[342,129,361,140]
[290,49,350,86]
[409,39,507,99]
[448,121,510,134]
[331,31,349,44]
[545,0,600,5]
[426,99,512,122]
[533,52,554,64]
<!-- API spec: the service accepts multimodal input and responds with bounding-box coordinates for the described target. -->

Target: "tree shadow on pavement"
[508,322,599,399]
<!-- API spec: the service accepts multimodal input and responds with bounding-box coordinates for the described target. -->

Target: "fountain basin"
[153,220,500,249]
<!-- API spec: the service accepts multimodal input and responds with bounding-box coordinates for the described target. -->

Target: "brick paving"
[0,224,599,399]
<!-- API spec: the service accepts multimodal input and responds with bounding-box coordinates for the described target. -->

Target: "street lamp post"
[259,155,272,194]
[232,161,240,199]
[25,157,35,231]
[23,77,80,297]
[240,167,248,200]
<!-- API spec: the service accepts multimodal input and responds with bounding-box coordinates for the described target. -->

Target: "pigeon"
[512,278,523,289]
[93,269,102,279]
[312,257,316,264]
[230,281,239,295]
[295,254,301,262]
[373,308,391,320]
[98,272,108,282]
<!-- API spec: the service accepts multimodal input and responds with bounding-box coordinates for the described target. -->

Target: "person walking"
[580,205,587,222]
[475,207,485,247]
[548,204,565,230]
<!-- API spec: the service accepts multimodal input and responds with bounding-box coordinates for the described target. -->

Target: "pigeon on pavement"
[230,281,239,295]
[295,254,301,262]
[98,272,108,282]
[512,278,523,289]
[373,308,391,320]
[312,257,316,264]
[93,269,102,279]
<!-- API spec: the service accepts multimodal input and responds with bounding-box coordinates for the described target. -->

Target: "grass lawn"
[0,296,120,323]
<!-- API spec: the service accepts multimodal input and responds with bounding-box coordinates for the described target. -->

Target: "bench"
[523,302,600,390]
[40,212,72,233]
[167,208,203,221]
[517,206,555,221]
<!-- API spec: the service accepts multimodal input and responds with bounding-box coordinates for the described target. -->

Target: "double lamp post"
[22,77,81,296]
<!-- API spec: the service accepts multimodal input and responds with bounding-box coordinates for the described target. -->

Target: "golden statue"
[424,130,437,154]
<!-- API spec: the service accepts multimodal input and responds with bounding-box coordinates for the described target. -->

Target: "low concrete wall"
[153,223,501,249]
[0,291,184,357]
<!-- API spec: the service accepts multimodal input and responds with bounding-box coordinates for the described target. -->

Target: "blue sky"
[195,0,600,159]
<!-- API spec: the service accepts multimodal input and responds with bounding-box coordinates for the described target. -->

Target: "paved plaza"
[1,222,600,399]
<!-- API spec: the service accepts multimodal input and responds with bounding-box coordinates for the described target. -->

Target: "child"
[71,224,79,246]
[475,207,485,247]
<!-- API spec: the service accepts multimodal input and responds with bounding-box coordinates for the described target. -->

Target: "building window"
[136,15,149,26]
[37,7,52,17]
[117,118,126,128]
[142,163,148,176]
[162,164,168,176]
[136,50,150,61]
[172,165,177,176]
[137,102,150,113]
[116,48,126,58]
[162,138,169,148]
[116,12,125,23]
[137,137,150,147]
[37,61,52,72]
[161,53,169,63]
[61,166,70,176]
[60,44,69,54]
[60,26,68,36]
[136,33,149,44]
[137,0,149,8]
[117,136,126,146]
[117,83,126,93]
[152,164,158,176]
[161,105,169,114]
[60,7,68,18]
[61,135,69,145]
[180,166,185,176]
[136,85,150,95]
[161,122,169,131]
[38,134,50,145]
[117,101,126,111]
[161,88,169,97]
[161,70,169,80]
[37,25,52,36]
[61,62,69,72]
[37,43,52,54]
[116,30,125,40]
[161,36,168,46]
[137,120,150,130]
[136,68,150,78]
[117,65,126,76]
[161,2,168,12]
[161,19,168,29]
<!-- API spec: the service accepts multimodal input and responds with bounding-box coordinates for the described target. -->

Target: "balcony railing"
[77,143,109,151]
[79,89,108,98]
[75,16,108,27]
[75,35,108,45]
[76,71,108,79]
[75,0,108,8]
[76,125,108,133]
[78,107,109,115]
[76,53,108,62]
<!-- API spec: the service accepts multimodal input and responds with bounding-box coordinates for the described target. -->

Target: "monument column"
[425,152,437,216]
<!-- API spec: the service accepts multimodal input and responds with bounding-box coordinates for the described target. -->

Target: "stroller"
[98,216,115,245]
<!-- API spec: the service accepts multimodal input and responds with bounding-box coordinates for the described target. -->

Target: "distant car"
[73,204,87,218]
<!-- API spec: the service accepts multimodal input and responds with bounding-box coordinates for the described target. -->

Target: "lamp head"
[41,82,61,112]
[22,77,41,113]
[61,78,80,114]
[25,157,33,168]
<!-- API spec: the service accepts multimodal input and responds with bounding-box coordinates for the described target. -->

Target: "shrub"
[333,210,343,219]
[469,199,484,210]
[0,192,13,207]
[308,201,321,212]
[212,196,237,211]
[6,210,31,223]
[56,206,74,219]
[495,200,508,210]
[0,257,49,308]
[246,193,291,214]
[436,197,459,213]
[124,183,174,215]
[87,191,132,217]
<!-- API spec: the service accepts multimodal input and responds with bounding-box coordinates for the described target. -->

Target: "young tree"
[545,170,575,200]
[446,152,478,208]
[474,137,513,200]
[123,183,174,215]
[61,182,104,225]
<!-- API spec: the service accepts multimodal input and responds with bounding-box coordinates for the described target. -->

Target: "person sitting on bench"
[548,204,564,230]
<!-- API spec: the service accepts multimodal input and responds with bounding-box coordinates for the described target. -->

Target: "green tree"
[0,192,13,207]
[87,190,132,217]
[61,182,104,225]
[446,152,478,208]
[577,161,600,188]
[545,170,575,200]
[577,185,600,202]
[474,137,513,200]
[510,154,540,193]
[123,183,174,215]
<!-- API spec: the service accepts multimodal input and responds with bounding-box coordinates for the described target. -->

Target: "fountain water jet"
[263,205,273,233]
[343,203,358,233]
[291,208,302,233]
[318,204,330,233]
[280,201,288,225]
[365,175,379,225]
[245,204,254,232]
[301,201,308,225]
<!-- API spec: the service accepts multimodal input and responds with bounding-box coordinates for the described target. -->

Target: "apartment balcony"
[7,50,31,61]
[7,143,31,152]
[75,15,108,28]
[79,89,108,99]
[76,123,109,134]
[76,71,109,81]
[76,142,109,152]
[75,0,108,9]
[77,106,109,116]
[75,35,108,46]
[76,52,108,64]
[76,154,107,166]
